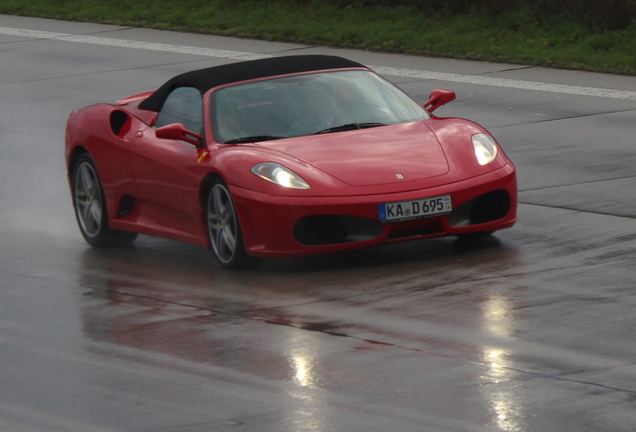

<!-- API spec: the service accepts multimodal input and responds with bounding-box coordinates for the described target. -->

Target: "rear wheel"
[72,154,137,247]
[206,179,261,270]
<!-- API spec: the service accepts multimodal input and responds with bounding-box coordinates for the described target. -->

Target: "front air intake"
[448,190,511,227]
[294,215,383,246]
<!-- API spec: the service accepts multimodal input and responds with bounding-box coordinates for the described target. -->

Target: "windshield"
[210,70,429,144]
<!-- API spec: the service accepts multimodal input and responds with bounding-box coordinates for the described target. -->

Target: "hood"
[258,122,449,187]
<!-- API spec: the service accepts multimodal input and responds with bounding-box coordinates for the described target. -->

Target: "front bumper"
[230,162,517,258]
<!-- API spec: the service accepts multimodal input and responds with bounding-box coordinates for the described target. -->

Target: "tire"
[205,179,261,270]
[72,154,137,247]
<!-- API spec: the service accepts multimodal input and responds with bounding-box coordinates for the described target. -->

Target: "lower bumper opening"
[294,215,383,246]
[448,189,511,227]
[387,218,445,240]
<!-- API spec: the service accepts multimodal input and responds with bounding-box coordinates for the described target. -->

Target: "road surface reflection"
[74,235,527,430]
[480,289,526,431]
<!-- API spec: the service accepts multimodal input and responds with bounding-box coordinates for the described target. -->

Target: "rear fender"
[65,104,139,220]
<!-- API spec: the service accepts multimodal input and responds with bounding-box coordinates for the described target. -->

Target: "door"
[129,87,206,236]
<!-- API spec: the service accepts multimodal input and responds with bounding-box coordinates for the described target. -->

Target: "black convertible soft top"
[138,55,365,112]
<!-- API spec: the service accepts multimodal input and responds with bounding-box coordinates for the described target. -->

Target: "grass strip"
[1,0,635,75]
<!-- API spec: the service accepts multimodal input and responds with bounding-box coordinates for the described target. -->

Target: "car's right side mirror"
[423,89,456,114]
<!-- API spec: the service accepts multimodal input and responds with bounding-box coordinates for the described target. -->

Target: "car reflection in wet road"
[70,231,532,430]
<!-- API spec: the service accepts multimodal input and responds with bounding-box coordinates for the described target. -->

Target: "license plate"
[378,194,452,222]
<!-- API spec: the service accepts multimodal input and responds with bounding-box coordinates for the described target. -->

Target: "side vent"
[117,195,134,218]
[110,110,131,137]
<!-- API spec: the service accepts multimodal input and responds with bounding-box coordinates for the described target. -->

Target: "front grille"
[386,217,445,239]
[294,215,383,246]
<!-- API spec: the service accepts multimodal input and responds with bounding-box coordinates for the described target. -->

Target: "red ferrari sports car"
[65,55,517,269]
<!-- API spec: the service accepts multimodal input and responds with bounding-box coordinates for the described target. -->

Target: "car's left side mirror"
[156,123,203,146]
[423,89,456,114]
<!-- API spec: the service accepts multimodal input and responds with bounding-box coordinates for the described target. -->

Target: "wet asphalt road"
[1,14,636,432]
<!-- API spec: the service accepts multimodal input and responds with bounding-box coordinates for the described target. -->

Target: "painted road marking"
[371,66,636,101]
[2,25,635,101]
[0,26,269,61]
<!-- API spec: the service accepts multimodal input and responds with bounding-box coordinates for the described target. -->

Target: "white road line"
[2,25,636,101]
[0,26,270,61]
[371,66,636,101]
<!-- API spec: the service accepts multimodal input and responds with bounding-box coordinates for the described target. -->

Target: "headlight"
[472,134,498,165]
[251,163,310,189]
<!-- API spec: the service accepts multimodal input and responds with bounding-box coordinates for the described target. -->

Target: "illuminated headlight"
[472,134,498,165]
[251,163,310,189]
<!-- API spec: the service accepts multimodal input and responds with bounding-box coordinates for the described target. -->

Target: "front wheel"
[206,179,261,270]
[72,154,137,247]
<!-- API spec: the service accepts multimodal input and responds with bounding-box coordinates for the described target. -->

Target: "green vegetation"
[1,0,635,75]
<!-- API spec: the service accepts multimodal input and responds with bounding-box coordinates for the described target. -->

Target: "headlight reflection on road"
[480,291,524,432]
[283,336,330,432]
[286,330,319,389]
[292,354,314,387]
[485,348,509,377]
[483,293,514,337]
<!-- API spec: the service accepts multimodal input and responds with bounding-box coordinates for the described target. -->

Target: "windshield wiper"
[314,122,386,135]
[224,135,284,144]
